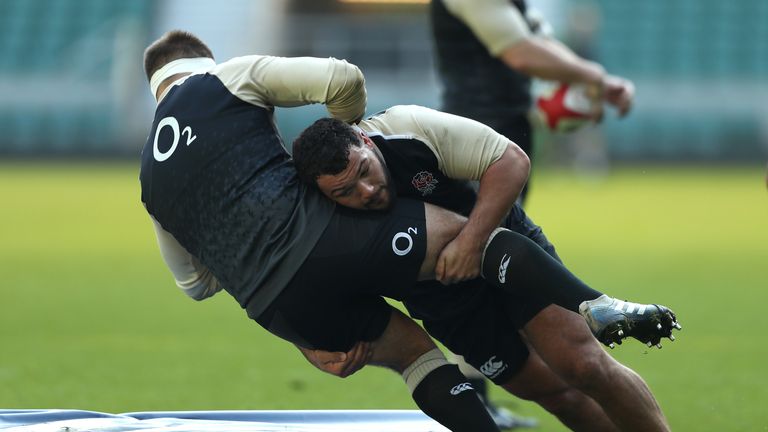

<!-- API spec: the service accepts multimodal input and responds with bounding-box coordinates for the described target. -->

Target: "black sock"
[482,229,603,313]
[412,364,499,432]
[468,376,488,400]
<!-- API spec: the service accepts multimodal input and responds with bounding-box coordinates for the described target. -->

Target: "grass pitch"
[0,161,766,431]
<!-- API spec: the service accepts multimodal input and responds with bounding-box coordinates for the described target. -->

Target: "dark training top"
[431,0,533,119]
[140,55,367,317]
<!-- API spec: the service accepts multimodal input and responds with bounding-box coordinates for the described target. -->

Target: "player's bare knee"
[373,340,438,374]
[401,348,450,393]
[369,309,437,373]
[557,351,612,392]
[396,342,439,373]
[503,378,579,414]
[535,388,582,415]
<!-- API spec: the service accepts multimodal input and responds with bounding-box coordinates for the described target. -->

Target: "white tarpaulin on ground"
[0,410,450,432]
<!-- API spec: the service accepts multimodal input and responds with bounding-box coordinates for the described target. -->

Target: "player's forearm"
[458,144,530,246]
[324,59,367,124]
[232,56,367,123]
[178,259,223,301]
[500,37,605,85]
[151,216,223,301]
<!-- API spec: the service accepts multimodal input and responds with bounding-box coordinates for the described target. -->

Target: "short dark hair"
[143,30,214,82]
[292,118,362,185]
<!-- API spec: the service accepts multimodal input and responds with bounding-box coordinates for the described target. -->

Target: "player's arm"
[437,144,529,284]
[443,0,603,84]
[507,38,634,117]
[502,37,605,87]
[394,105,530,283]
[444,0,633,116]
[296,341,372,378]
[214,55,366,123]
[151,217,223,300]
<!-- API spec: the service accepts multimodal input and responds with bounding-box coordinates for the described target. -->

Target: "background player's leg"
[368,308,500,432]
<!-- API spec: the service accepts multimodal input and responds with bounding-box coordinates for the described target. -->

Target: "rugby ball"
[533,82,595,133]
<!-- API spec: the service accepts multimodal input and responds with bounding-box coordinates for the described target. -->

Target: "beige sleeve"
[212,55,366,123]
[361,105,509,180]
[443,0,531,56]
[151,217,223,301]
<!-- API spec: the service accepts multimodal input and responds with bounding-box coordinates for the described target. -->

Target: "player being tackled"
[579,295,682,349]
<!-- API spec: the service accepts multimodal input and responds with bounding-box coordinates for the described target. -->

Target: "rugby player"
[292,106,679,432]
[430,0,635,203]
[141,30,500,431]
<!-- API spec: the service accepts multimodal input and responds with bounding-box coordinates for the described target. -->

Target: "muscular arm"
[429,124,530,283]
[448,143,529,274]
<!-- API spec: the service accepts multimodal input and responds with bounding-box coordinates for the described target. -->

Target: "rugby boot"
[579,295,682,349]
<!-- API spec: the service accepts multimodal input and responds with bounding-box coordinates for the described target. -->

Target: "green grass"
[1,162,766,430]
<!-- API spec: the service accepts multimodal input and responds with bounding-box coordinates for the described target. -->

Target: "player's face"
[316,137,393,210]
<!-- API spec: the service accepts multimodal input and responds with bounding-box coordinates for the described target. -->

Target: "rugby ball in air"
[533,82,595,133]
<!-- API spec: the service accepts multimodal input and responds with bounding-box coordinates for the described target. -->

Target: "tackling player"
[292,105,679,432]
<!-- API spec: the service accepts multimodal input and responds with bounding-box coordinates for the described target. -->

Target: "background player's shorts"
[254,198,427,352]
[404,203,561,383]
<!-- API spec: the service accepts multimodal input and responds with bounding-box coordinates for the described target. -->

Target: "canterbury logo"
[498,254,511,283]
[449,382,474,395]
[479,356,508,379]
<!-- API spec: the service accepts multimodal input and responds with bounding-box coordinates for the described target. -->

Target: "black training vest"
[431,0,533,118]
[140,74,333,316]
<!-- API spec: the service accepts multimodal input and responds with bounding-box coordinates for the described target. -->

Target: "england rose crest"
[411,171,438,196]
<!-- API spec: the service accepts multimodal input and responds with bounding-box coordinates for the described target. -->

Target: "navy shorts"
[404,204,561,384]
[256,198,427,352]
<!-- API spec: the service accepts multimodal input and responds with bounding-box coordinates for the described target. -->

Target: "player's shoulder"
[367,105,441,125]
[210,55,273,73]
[360,105,440,136]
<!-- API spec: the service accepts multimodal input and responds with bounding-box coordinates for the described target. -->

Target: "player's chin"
[366,201,391,211]
[365,194,393,211]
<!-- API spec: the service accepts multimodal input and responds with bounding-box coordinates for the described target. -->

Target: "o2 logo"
[392,227,418,256]
[153,116,197,162]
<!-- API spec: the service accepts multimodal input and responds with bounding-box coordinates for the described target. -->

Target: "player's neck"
[155,73,192,102]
